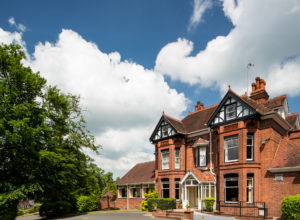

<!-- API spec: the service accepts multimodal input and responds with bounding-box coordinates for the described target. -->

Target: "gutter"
[268,166,300,173]
[209,128,216,182]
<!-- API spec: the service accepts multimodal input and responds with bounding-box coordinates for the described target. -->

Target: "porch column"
[184,184,187,208]
[214,183,216,210]
[200,184,203,210]
[198,185,201,210]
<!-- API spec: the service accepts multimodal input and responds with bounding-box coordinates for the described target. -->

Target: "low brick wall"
[152,210,194,220]
[114,198,143,210]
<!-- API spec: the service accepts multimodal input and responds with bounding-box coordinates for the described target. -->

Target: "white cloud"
[0,29,188,177]
[8,17,26,32]
[188,0,213,32]
[156,0,300,97]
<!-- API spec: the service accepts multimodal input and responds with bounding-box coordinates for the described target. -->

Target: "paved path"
[17,211,169,220]
[194,212,236,220]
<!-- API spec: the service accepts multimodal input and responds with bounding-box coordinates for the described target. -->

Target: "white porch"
[180,170,216,210]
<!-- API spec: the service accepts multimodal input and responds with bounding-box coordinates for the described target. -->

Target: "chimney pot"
[256,77,260,89]
[251,83,256,92]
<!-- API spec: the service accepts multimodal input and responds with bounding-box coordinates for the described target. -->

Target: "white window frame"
[199,146,207,167]
[175,148,180,169]
[224,135,239,162]
[161,149,169,170]
[246,134,254,161]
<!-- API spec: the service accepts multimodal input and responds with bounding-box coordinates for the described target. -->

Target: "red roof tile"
[286,113,299,129]
[116,161,155,185]
[271,138,300,168]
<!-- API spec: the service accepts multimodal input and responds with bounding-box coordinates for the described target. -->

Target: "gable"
[150,116,178,142]
[208,91,257,126]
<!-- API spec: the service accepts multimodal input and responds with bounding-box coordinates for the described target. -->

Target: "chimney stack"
[195,101,205,112]
[250,77,269,103]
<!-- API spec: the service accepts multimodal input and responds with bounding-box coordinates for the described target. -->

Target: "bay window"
[247,174,254,203]
[161,179,169,198]
[175,148,180,169]
[224,174,239,203]
[247,134,254,160]
[224,135,239,162]
[175,178,180,200]
[161,149,169,170]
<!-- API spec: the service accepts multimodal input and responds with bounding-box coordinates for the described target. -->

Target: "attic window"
[153,119,177,141]
[226,103,236,120]
[211,94,255,126]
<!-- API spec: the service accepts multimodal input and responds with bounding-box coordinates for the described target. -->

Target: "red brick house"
[116,77,300,217]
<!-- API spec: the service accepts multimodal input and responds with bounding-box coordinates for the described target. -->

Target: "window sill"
[225,160,238,163]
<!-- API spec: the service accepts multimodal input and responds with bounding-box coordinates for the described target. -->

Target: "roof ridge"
[287,112,298,117]
[163,113,183,123]
[187,103,219,116]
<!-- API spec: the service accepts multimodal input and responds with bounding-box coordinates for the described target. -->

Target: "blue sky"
[1,0,300,177]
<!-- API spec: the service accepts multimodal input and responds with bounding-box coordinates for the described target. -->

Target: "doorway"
[188,186,198,207]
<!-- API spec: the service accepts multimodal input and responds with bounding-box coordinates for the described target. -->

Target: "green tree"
[0,44,100,219]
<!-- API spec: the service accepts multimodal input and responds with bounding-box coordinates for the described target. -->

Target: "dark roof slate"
[263,95,286,109]
[163,114,186,133]
[116,161,155,185]
[286,113,298,129]
[182,105,217,133]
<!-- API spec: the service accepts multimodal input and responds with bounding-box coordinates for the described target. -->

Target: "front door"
[188,186,198,207]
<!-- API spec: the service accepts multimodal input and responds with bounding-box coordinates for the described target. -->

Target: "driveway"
[17,211,168,220]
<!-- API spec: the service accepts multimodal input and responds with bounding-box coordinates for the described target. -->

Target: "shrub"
[141,190,158,211]
[33,204,40,212]
[204,197,215,212]
[17,209,24,216]
[148,198,176,211]
[281,194,300,220]
[77,195,99,213]
[39,201,72,217]
[0,195,18,220]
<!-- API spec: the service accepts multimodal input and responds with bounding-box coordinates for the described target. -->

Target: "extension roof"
[116,161,155,185]
[270,138,300,169]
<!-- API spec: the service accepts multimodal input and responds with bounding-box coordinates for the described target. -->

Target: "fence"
[216,201,267,219]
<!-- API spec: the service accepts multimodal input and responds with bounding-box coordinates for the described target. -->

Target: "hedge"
[281,194,300,220]
[204,197,215,212]
[141,191,158,211]
[39,201,72,218]
[77,195,99,213]
[147,198,176,211]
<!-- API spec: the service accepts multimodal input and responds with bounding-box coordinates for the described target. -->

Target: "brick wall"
[114,198,143,210]
[265,172,300,217]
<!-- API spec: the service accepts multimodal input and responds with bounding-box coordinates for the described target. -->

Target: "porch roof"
[180,170,215,184]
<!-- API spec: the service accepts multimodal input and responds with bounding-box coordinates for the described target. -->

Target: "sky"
[1,0,300,178]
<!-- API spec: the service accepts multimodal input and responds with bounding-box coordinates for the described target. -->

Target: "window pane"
[226,104,236,120]
[225,175,239,202]
[247,134,254,160]
[225,136,238,162]
[162,150,169,170]
[228,147,238,161]
[225,188,239,202]
[199,146,207,166]
[175,148,180,169]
